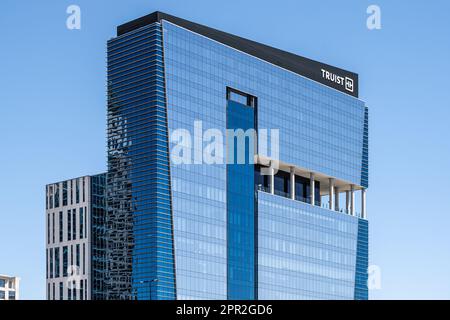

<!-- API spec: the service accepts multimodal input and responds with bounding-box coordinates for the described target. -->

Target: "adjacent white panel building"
[0,275,20,300]
[45,173,106,300]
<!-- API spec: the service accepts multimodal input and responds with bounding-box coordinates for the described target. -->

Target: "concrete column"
[328,178,334,210]
[15,277,20,300]
[345,191,350,214]
[269,166,274,195]
[310,172,315,206]
[361,188,367,219]
[350,185,355,216]
[290,167,295,200]
[334,187,340,211]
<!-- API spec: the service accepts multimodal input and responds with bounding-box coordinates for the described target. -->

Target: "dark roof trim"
[117,11,359,98]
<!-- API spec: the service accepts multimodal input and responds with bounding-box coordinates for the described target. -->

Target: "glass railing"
[257,184,311,206]
[295,195,307,203]
[274,189,289,198]
[320,203,362,217]
[256,184,362,217]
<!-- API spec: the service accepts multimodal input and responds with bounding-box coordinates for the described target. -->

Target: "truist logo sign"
[321,69,354,93]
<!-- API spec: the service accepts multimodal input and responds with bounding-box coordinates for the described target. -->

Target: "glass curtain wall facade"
[106,22,176,300]
[257,193,359,299]
[91,173,108,300]
[106,12,369,300]
[162,19,368,299]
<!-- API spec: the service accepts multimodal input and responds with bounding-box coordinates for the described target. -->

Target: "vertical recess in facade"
[226,88,257,299]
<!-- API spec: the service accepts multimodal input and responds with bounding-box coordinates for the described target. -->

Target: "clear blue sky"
[1,0,449,300]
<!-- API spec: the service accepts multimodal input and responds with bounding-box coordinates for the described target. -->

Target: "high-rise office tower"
[106,12,369,300]
[45,174,107,300]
